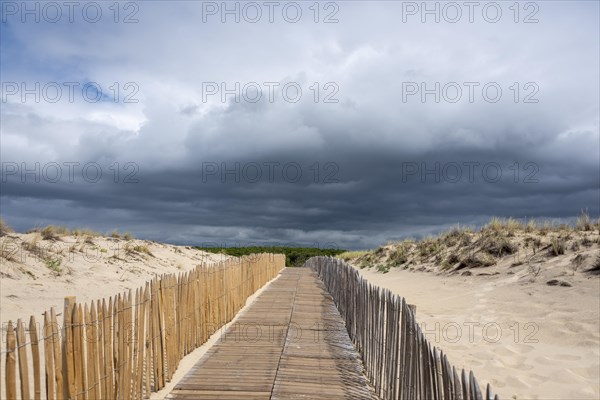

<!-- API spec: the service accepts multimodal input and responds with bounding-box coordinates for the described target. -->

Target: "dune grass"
[0,217,13,236]
[346,212,599,274]
[337,250,369,261]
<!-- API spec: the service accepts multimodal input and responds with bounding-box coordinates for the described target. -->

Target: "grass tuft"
[337,251,368,261]
[550,237,566,256]
[44,257,62,274]
[0,217,14,237]
[456,253,495,270]
[483,236,517,257]
[40,225,71,241]
[576,209,593,231]
[376,264,390,273]
[73,228,101,237]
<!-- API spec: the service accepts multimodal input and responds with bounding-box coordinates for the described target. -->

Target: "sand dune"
[357,261,600,399]
[0,232,228,325]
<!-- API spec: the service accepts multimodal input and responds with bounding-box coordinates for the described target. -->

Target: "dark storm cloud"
[1,1,598,249]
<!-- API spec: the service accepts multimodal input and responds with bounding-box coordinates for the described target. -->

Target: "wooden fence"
[307,256,498,400]
[2,253,285,400]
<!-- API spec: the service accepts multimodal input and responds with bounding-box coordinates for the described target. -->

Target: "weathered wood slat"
[43,312,56,400]
[168,268,377,400]
[5,321,16,400]
[1,254,285,400]
[16,319,30,400]
[29,316,42,400]
[308,256,496,400]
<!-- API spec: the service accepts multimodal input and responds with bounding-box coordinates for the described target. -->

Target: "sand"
[0,232,237,399]
[153,272,281,399]
[358,266,600,399]
[0,232,229,325]
[2,229,599,399]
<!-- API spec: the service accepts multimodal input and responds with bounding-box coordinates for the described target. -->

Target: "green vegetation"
[337,250,368,261]
[44,257,62,274]
[388,244,409,267]
[195,246,346,267]
[376,264,391,273]
[72,228,101,237]
[110,230,134,240]
[132,245,153,256]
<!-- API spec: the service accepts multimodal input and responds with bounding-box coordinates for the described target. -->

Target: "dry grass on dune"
[339,213,600,279]
[0,227,226,325]
[352,214,600,400]
[0,217,14,237]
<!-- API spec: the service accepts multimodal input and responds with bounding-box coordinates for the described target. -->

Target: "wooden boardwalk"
[168,268,377,399]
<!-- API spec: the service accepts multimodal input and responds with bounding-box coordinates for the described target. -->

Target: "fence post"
[408,304,417,315]
[63,296,76,400]
[2,253,286,400]
[5,321,16,400]
[29,316,41,400]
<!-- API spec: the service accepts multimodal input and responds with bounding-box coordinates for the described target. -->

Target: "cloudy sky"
[1,1,598,249]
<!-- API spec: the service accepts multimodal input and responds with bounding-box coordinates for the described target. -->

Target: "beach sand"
[358,266,600,399]
[0,233,229,324]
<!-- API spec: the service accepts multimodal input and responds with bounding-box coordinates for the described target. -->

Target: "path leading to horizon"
[167,268,377,399]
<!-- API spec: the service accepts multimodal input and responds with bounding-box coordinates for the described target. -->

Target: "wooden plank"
[73,305,86,399]
[123,290,133,400]
[84,304,95,400]
[150,280,160,391]
[90,302,101,400]
[43,312,56,400]
[5,321,16,400]
[114,294,122,398]
[136,286,147,400]
[104,298,114,400]
[144,284,151,398]
[16,319,30,400]
[29,316,42,400]
[63,296,76,399]
[96,301,105,400]
[462,369,469,400]
[168,267,375,399]
[50,308,63,399]
[308,256,496,400]
[131,289,140,399]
